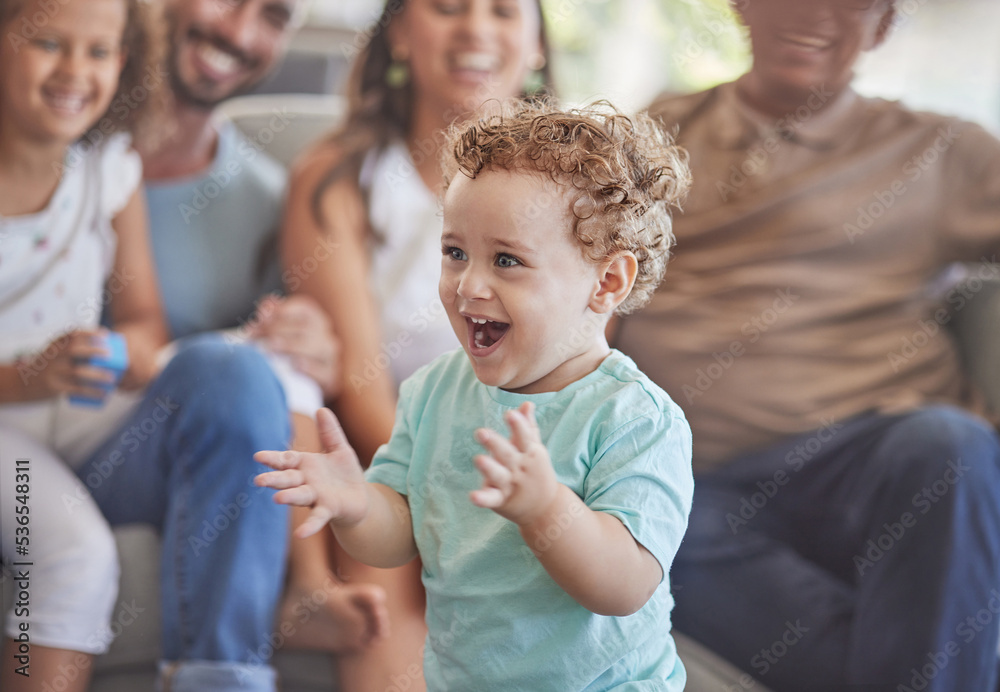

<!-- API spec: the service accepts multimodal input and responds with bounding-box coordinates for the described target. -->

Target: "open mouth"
[196,41,244,79]
[186,28,253,81]
[43,89,89,116]
[777,33,834,52]
[467,316,509,355]
[453,52,498,71]
[450,51,499,83]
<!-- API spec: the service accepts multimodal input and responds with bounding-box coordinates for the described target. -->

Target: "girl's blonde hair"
[0,0,167,149]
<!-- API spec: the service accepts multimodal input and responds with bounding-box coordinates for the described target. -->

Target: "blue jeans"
[76,334,291,692]
[671,405,1000,692]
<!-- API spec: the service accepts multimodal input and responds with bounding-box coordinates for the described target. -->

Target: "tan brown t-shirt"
[617,81,1000,472]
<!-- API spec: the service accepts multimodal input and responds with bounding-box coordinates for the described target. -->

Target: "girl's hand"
[255,408,369,538]
[250,294,341,399]
[470,402,561,527]
[30,329,118,402]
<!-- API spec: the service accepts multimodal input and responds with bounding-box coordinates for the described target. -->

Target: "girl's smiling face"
[0,0,127,145]
[439,168,613,394]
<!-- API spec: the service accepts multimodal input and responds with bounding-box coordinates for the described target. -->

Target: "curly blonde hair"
[0,0,167,149]
[443,100,690,315]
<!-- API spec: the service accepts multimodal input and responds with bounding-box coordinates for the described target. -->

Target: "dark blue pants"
[76,334,291,691]
[671,405,1000,692]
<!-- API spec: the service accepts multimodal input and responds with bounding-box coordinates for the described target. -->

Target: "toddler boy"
[256,101,694,691]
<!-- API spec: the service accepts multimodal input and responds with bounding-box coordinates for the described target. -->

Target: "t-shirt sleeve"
[99,132,144,219]
[365,377,418,496]
[582,404,694,582]
[939,120,1000,261]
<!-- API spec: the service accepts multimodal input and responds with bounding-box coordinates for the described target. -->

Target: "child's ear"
[589,252,638,315]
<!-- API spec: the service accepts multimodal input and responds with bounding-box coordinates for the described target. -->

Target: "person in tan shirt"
[616,1,1000,690]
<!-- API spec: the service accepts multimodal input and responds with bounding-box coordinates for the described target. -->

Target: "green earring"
[386,60,409,89]
[523,53,547,95]
[523,69,545,95]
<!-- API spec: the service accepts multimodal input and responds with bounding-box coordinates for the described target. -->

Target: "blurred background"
[262,0,1000,134]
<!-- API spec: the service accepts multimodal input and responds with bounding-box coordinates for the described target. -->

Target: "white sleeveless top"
[0,134,143,465]
[0,133,141,361]
[361,140,459,385]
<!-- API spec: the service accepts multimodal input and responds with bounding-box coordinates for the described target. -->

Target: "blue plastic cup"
[69,332,129,407]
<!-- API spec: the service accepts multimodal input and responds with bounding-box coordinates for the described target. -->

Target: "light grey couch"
[3,95,996,691]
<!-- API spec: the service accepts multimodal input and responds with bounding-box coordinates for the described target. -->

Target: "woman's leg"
[333,555,428,692]
[279,412,390,653]
[276,411,427,690]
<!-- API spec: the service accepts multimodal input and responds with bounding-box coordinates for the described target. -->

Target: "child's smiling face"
[439,168,613,394]
[0,0,126,145]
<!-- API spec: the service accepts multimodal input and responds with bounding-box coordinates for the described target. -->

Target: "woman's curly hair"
[443,99,690,315]
[0,0,167,149]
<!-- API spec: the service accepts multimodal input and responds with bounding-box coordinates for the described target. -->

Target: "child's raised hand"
[31,330,118,401]
[255,408,370,538]
[471,402,560,527]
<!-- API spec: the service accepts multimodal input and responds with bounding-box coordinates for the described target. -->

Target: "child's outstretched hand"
[471,402,560,527]
[255,408,369,539]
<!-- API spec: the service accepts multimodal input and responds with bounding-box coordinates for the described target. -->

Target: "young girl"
[258,101,695,691]
[0,0,166,689]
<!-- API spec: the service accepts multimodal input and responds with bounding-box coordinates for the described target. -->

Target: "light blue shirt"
[144,123,285,338]
[366,349,694,691]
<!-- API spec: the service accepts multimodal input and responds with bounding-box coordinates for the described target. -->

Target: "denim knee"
[166,334,285,404]
[876,405,1000,497]
[156,334,292,468]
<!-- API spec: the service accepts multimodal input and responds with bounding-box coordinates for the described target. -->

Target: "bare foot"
[279,575,390,653]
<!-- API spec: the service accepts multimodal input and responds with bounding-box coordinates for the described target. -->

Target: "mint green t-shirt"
[366,348,694,691]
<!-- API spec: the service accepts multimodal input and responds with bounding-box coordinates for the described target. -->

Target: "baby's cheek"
[438,275,459,306]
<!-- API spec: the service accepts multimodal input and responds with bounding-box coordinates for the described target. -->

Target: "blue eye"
[34,38,60,52]
[443,246,467,261]
[496,254,520,268]
[90,45,112,59]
